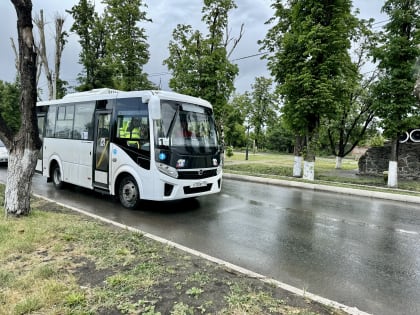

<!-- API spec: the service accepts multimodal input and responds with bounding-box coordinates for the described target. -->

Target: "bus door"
[93,111,111,189]
[36,114,45,173]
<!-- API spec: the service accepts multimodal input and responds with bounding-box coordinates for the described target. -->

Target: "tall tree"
[54,13,68,99]
[33,10,53,100]
[371,0,420,187]
[225,93,249,147]
[248,77,277,150]
[163,0,243,132]
[103,0,153,90]
[326,20,378,169]
[67,0,113,91]
[33,10,68,100]
[0,0,41,216]
[260,0,358,180]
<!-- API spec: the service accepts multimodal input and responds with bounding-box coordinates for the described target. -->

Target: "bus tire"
[118,175,140,209]
[52,163,64,189]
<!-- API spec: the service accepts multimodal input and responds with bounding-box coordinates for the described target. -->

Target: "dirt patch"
[71,238,347,315]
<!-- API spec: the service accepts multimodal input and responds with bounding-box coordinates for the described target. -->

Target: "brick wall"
[358,143,420,179]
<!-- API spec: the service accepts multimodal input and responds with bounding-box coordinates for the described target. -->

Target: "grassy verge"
[0,185,347,315]
[224,151,420,195]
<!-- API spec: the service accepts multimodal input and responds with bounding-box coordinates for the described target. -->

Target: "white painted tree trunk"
[4,148,39,216]
[387,160,398,188]
[303,161,315,181]
[335,156,343,169]
[293,155,302,177]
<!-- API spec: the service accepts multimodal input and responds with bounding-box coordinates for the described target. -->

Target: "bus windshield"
[154,101,219,153]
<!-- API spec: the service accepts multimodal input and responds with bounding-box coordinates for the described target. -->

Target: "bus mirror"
[149,95,161,120]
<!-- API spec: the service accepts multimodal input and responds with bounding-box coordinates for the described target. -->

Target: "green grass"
[0,185,346,315]
[224,151,420,194]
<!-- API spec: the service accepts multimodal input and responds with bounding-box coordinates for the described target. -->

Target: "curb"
[223,173,420,204]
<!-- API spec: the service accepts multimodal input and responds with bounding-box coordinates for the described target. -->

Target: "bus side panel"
[43,138,94,189]
[109,143,154,199]
[77,141,94,188]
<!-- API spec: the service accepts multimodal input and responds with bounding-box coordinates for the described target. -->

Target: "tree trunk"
[5,146,39,215]
[303,160,315,180]
[293,135,303,177]
[387,138,398,188]
[54,13,66,99]
[335,156,343,169]
[34,9,53,100]
[303,133,317,181]
[5,0,41,216]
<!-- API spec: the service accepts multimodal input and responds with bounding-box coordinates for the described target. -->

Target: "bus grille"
[178,169,217,180]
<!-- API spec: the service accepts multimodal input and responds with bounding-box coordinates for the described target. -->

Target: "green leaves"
[261,0,359,162]
[371,0,420,139]
[163,0,240,127]
[0,80,21,135]
[67,0,154,91]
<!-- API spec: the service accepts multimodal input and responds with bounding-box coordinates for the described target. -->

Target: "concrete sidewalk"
[223,172,420,205]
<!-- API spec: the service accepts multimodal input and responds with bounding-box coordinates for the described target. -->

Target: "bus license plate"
[191,181,207,188]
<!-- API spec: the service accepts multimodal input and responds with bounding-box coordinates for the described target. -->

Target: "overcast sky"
[0,1,385,98]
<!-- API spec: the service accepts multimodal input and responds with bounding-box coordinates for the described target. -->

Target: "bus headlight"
[217,165,223,175]
[157,162,179,178]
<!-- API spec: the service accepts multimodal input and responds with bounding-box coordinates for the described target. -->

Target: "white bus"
[36,88,223,209]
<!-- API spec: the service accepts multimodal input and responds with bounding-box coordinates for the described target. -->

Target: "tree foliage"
[248,77,277,149]
[163,0,242,126]
[0,80,21,134]
[260,0,358,165]
[103,0,153,90]
[371,0,420,141]
[68,0,154,91]
[225,93,248,147]
[325,19,378,162]
[67,0,109,90]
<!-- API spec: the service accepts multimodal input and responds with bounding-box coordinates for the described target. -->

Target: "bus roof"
[36,89,212,109]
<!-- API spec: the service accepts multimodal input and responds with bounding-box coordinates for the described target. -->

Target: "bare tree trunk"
[34,9,53,100]
[54,13,66,99]
[5,0,41,216]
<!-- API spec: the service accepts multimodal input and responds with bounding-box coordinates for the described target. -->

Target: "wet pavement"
[1,167,420,315]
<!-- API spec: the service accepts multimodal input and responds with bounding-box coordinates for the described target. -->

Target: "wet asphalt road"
[1,167,420,315]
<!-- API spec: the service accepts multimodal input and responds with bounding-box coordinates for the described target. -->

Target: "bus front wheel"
[52,163,64,189]
[118,175,140,209]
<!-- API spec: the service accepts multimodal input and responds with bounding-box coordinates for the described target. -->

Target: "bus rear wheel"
[118,175,140,209]
[52,163,64,189]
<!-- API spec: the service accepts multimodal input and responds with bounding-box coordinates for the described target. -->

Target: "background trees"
[325,19,378,169]
[163,0,243,130]
[371,0,420,187]
[67,0,111,90]
[33,10,68,100]
[0,81,20,133]
[67,0,154,91]
[103,0,153,90]
[261,0,361,180]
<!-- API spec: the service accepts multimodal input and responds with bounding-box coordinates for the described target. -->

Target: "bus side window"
[73,103,95,140]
